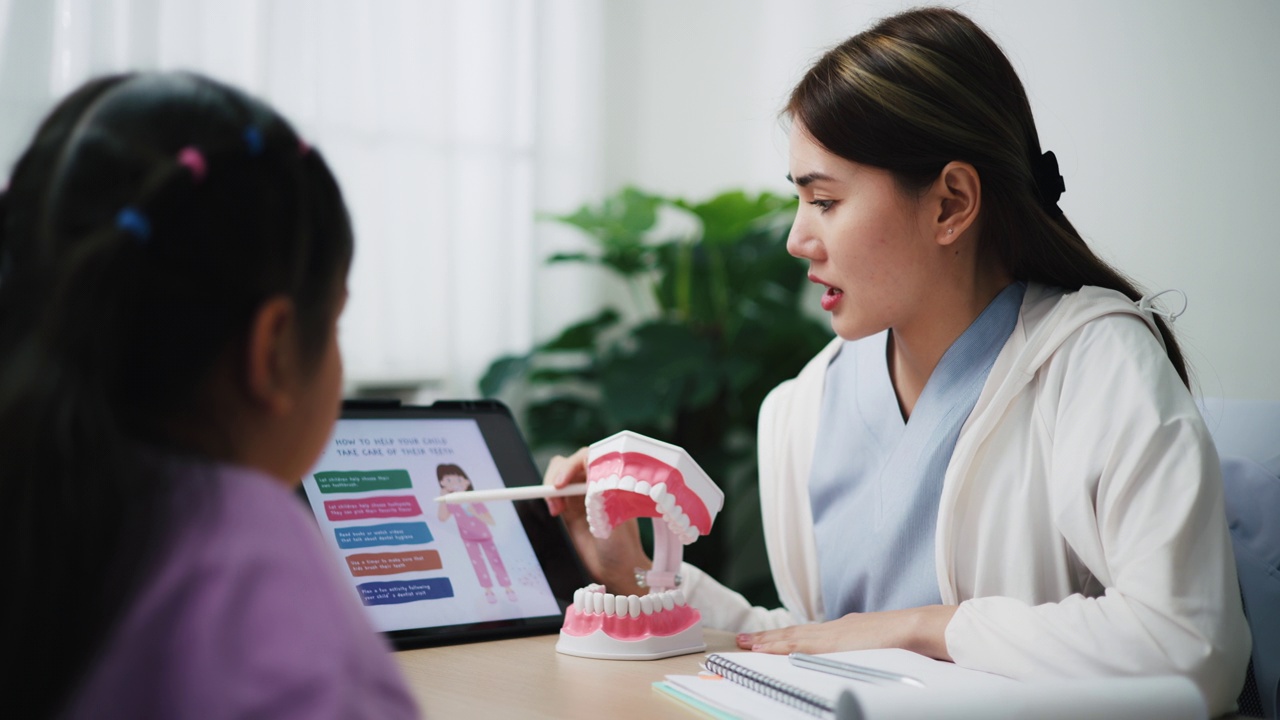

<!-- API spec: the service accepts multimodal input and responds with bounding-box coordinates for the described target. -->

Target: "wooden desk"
[394,629,736,718]
[396,629,1256,719]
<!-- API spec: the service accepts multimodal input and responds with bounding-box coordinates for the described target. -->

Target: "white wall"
[3,1,1275,400]
[590,0,1280,400]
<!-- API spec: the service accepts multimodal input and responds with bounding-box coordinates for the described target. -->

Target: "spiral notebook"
[657,649,1208,720]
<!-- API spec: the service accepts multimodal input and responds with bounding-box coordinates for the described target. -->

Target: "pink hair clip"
[177,146,207,183]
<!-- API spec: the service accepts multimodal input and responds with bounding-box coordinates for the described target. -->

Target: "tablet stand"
[555,430,724,660]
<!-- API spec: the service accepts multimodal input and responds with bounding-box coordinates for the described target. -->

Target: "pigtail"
[0,145,171,717]
[1,320,164,717]
[0,189,11,278]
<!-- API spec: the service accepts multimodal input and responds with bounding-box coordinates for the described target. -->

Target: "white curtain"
[0,0,606,396]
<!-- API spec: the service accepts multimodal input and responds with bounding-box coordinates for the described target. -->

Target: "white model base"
[555,623,705,660]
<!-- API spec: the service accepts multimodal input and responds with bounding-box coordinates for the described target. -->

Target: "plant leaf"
[539,308,621,352]
[525,397,607,451]
[597,321,719,428]
[548,187,666,278]
[675,190,797,246]
[478,354,530,397]
[546,251,596,265]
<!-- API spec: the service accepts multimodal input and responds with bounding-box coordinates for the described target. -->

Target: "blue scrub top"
[809,282,1025,618]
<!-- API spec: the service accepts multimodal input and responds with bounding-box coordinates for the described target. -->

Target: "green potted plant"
[481,187,832,606]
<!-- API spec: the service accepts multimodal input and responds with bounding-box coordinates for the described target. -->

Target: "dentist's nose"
[786,212,817,260]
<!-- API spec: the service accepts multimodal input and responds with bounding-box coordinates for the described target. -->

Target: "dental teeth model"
[556,430,724,660]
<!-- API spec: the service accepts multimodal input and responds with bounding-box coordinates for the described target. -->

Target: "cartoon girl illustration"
[435,463,516,603]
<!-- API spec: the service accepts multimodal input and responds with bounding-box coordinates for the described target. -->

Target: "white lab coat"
[681,282,1251,715]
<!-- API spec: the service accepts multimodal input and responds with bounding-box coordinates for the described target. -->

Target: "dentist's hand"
[544,447,651,596]
[735,605,956,660]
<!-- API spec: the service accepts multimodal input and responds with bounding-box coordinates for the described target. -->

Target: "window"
[0,0,602,396]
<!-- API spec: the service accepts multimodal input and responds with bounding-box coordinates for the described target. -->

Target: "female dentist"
[545,7,1250,715]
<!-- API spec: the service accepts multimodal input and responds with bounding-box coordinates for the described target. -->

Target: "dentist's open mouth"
[820,284,844,311]
[809,273,844,312]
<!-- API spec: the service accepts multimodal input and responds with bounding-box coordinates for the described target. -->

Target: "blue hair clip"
[116,206,151,243]
[244,126,265,157]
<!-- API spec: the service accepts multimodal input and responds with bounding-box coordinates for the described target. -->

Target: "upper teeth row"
[573,583,687,617]
[586,475,702,544]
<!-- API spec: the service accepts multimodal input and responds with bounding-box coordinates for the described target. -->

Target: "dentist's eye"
[809,199,835,213]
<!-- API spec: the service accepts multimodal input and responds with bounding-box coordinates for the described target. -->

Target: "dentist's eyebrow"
[786,172,834,187]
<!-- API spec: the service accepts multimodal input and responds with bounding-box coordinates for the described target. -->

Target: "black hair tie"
[1031,150,1066,215]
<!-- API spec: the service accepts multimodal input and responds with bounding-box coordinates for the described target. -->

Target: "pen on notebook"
[433,484,589,504]
[788,653,927,689]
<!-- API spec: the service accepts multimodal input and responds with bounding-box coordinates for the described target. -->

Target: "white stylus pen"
[789,653,926,689]
[433,484,588,504]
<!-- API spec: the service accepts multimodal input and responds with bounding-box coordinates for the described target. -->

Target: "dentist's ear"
[932,161,981,245]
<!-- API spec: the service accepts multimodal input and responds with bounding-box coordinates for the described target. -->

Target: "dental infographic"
[301,418,560,633]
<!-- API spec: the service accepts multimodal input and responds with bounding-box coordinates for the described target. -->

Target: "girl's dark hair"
[787,7,1188,385]
[437,463,471,487]
[0,72,353,715]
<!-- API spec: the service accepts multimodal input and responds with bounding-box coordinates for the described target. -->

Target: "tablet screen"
[298,400,586,648]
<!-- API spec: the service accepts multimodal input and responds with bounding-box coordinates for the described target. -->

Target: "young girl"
[545,7,1251,715]
[436,464,517,603]
[0,72,417,718]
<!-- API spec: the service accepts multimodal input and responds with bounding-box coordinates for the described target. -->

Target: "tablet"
[297,399,588,649]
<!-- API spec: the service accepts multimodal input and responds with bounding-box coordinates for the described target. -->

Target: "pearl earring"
[947,227,954,235]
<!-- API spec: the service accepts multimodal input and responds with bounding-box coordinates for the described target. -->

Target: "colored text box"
[324,495,422,522]
[357,578,455,606]
[345,550,443,577]
[314,469,412,494]
[334,522,433,549]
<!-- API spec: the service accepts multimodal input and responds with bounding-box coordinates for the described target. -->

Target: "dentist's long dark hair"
[0,72,352,717]
[787,7,1188,386]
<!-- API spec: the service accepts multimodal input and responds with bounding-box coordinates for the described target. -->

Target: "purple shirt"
[65,462,419,719]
